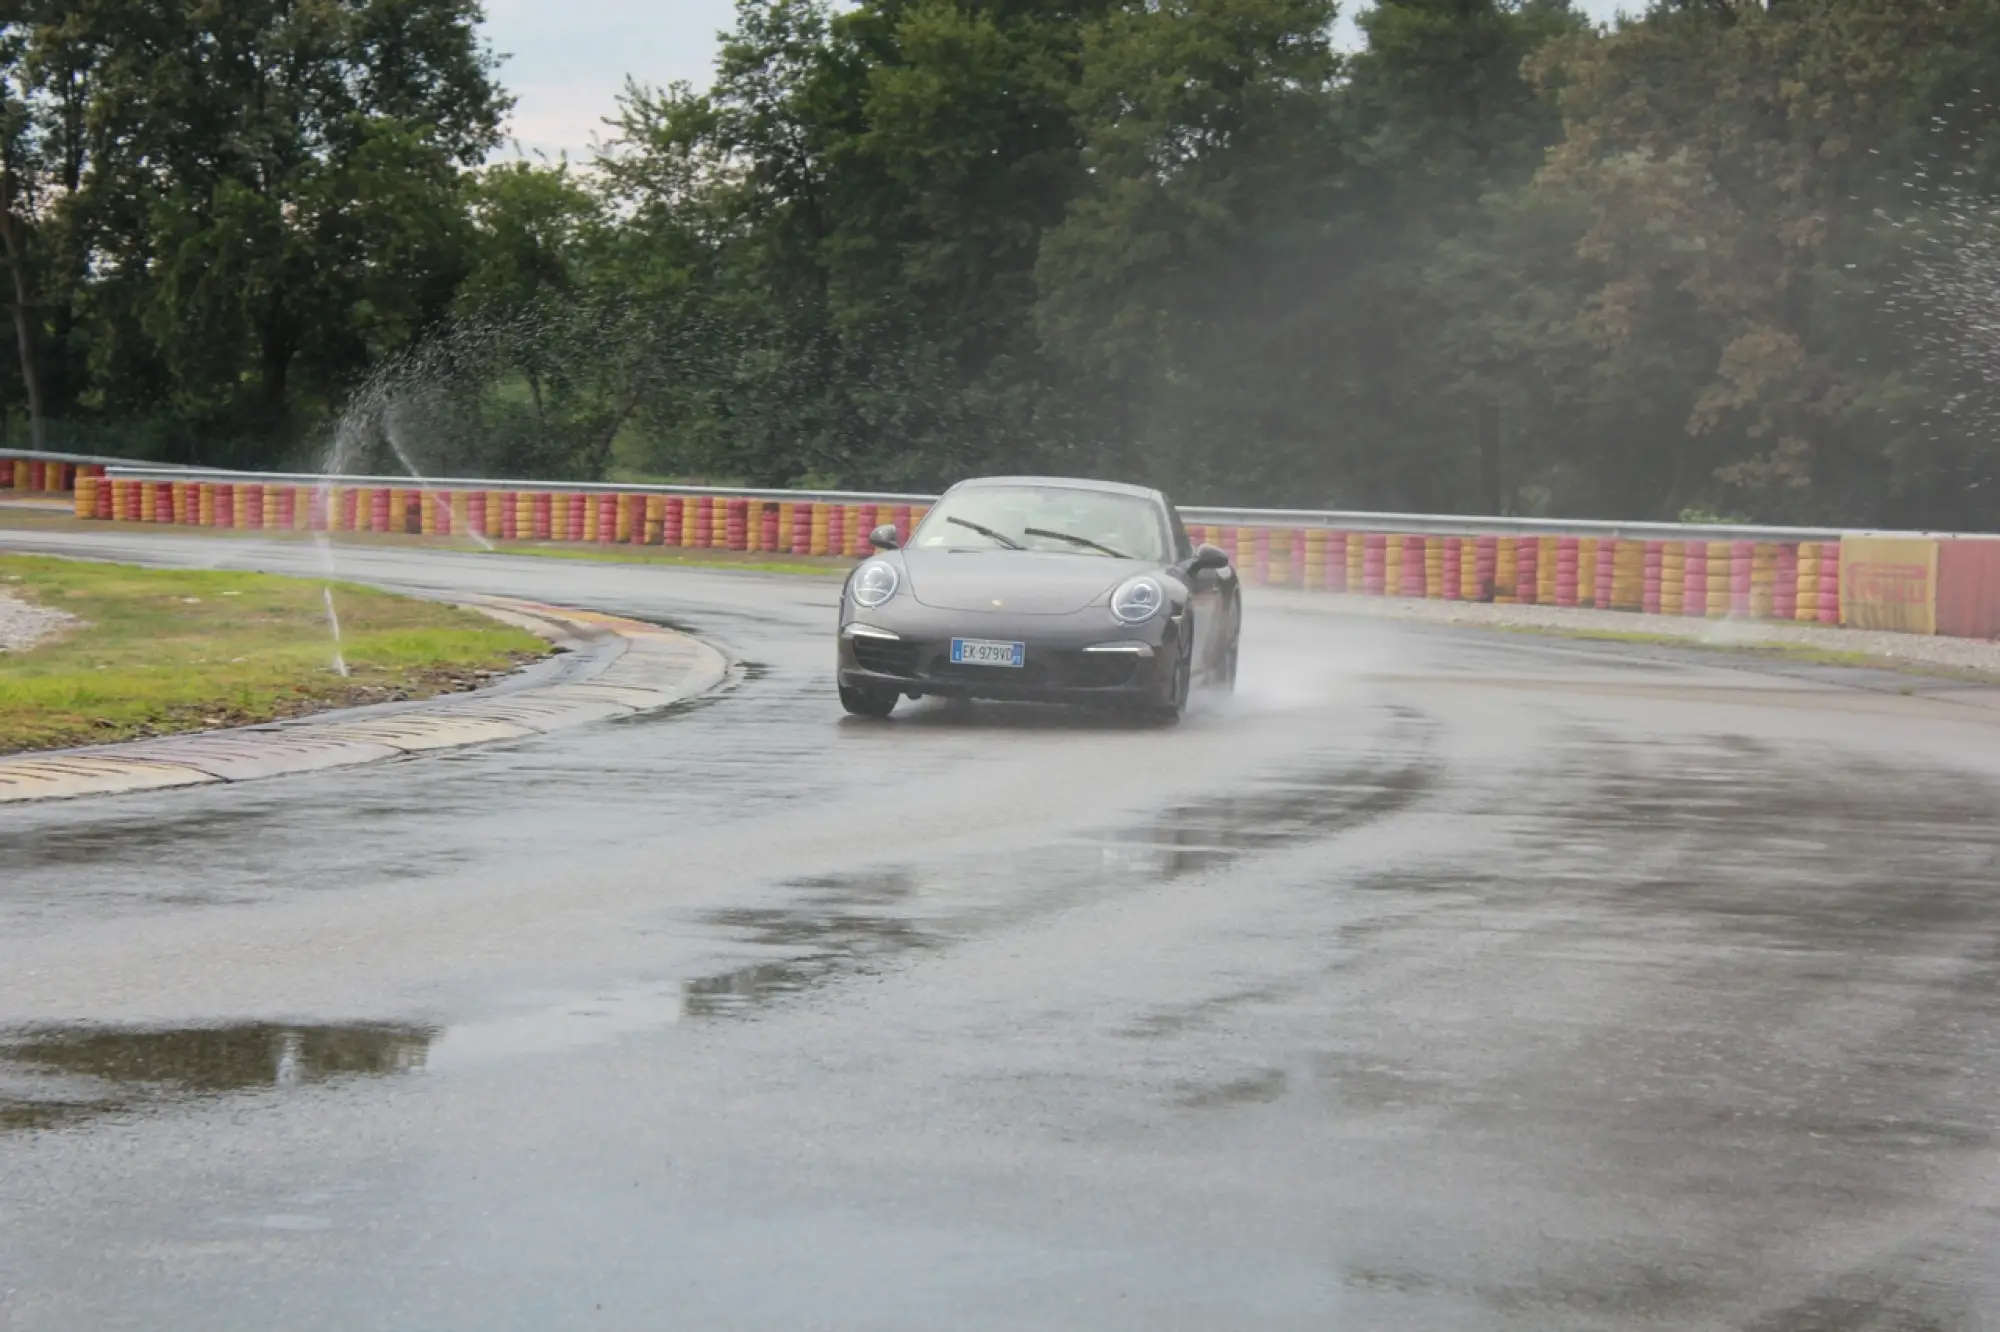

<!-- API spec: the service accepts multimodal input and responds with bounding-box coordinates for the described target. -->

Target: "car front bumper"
[836,607,1182,704]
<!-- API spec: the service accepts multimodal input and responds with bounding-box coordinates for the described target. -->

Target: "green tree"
[1534,0,2000,525]
[14,0,506,463]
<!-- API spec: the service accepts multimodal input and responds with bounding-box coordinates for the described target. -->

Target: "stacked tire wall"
[31,457,2000,640]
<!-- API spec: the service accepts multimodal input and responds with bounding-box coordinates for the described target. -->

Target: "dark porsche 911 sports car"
[835,476,1240,720]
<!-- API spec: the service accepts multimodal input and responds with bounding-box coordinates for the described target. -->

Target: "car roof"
[943,475,1167,505]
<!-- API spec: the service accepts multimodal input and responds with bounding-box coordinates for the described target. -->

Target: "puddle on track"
[0,1021,436,1132]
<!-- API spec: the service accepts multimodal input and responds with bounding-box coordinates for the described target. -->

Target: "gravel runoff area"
[1255,586,2000,677]
[0,588,77,653]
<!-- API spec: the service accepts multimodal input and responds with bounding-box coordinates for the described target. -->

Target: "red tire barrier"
[1684,541,1707,618]
[692,496,713,548]
[1400,535,1426,597]
[1556,535,1579,607]
[1732,539,1753,617]
[1515,536,1538,605]
[1774,542,1797,621]
[726,497,748,551]
[1325,532,1349,592]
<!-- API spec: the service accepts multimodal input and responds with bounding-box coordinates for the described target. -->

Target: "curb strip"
[0,597,728,804]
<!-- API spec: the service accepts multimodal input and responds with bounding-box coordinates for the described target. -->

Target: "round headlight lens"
[1111,575,1165,624]
[852,560,899,609]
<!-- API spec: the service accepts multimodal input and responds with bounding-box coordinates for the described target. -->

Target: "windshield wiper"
[1023,527,1130,559]
[947,516,1023,549]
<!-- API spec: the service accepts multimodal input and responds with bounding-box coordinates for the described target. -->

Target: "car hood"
[902,549,1136,615]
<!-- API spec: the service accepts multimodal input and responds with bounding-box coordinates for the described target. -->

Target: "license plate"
[950,637,1025,668]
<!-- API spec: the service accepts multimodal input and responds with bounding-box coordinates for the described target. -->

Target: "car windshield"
[913,486,1168,561]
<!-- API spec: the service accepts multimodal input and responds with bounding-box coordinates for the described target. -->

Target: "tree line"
[5,0,2000,527]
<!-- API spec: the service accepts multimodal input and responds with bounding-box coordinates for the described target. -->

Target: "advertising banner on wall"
[1840,536,1939,634]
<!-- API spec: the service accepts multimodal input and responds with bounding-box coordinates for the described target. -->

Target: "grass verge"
[0,555,550,754]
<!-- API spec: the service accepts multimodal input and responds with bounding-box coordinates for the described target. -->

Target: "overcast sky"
[483,0,1637,162]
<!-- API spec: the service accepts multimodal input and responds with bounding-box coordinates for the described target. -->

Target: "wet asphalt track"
[5,530,2000,1330]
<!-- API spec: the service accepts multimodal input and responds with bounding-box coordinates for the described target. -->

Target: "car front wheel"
[1150,622,1192,724]
[839,682,899,718]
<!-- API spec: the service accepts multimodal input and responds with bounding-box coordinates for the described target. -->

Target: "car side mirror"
[1189,544,1229,572]
[868,523,901,551]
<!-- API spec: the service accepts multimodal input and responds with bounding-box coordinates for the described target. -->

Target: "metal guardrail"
[91,463,1969,544]
[99,465,931,506]
[1174,506,1854,543]
[1,448,188,469]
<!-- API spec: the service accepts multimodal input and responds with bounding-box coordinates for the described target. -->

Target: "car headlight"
[851,560,900,608]
[1110,575,1165,624]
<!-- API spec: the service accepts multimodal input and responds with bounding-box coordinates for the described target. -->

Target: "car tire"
[1150,623,1192,724]
[839,682,899,718]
